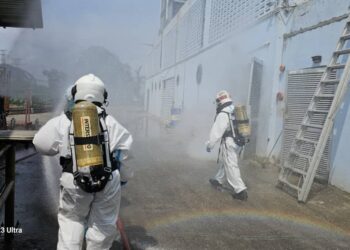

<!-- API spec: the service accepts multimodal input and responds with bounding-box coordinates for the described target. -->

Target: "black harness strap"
[220,111,235,139]
[74,134,105,145]
[60,156,119,174]
[62,108,121,193]
[232,119,249,125]
[215,110,247,163]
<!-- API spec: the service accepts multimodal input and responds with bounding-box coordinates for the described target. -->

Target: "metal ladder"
[278,17,350,202]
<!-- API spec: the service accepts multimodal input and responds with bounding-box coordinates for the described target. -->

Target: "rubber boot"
[209,178,222,188]
[232,190,248,201]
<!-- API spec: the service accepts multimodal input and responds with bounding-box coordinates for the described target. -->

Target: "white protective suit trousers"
[57,171,121,250]
[214,137,246,193]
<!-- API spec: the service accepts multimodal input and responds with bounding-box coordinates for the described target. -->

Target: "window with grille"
[209,0,275,44]
[162,27,177,68]
[177,0,206,60]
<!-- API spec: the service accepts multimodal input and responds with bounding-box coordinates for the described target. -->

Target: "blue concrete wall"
[144,0,350,191]
[145,14,282,156]
[330,87,350,191]
[281,0,350,191]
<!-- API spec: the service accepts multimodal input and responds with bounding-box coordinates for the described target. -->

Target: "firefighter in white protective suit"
[206,90,248,201]
[33,74,133,250]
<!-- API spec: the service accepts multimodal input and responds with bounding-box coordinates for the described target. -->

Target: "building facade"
[143,0,350,192]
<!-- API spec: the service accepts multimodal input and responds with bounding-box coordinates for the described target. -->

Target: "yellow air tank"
[72,101,103,173]
[235,105,251,137]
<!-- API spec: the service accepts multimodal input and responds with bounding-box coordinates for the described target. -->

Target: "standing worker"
[206,90,248,201]
[33,74,133,249]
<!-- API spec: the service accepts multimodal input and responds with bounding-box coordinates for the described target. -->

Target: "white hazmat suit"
[33,108,133,250]
[206,104,247,194]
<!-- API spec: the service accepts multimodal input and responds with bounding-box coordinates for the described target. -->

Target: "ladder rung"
[284,165,307,176]
[301,123,323,129]
[296,137,318,144]
[334,48,350,55]
[279,178,302,192]
[290,150,312,160]
[321,79,339,85]
[328,63,346,70]
[308,109,329,114]
[314,94,335,99]
[340,33,350,41]
[281,18,350,202]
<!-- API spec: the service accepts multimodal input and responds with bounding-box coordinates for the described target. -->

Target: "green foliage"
[10,98,25,106]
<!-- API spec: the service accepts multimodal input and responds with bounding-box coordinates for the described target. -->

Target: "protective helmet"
[72,74,107,104]
[215,90,232,106]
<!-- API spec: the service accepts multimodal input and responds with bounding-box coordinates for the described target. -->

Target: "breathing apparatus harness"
[215,102,246,145]
[60,107,121,193]
[215,102,247,163]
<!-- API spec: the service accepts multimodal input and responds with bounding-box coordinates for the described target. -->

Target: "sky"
[0,0,160,71]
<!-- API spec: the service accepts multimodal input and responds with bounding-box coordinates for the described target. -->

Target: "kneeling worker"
[33,74,133,249]
[206,90,248,201]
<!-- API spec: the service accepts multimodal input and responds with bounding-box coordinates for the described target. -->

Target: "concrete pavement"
[1,111,350,249]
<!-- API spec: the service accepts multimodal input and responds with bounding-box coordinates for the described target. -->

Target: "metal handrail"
[0,130,36,243]
[0,181,14,208]
[0,145,11,158]
[0,144,15,242]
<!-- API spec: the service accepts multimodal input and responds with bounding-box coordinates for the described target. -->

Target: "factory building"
[143,0,350,192]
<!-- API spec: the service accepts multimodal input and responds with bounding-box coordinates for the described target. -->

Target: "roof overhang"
[0,0,43,29]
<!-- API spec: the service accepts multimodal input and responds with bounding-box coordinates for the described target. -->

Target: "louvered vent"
[282,68,334,181]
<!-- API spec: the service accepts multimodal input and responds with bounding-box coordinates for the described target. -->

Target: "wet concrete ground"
[121,135,350,250]
[1,108,350,249]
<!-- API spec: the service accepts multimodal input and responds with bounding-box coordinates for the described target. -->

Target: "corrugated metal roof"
[0,0,43,28]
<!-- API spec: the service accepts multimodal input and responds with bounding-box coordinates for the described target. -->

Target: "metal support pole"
[5,145,15,242]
